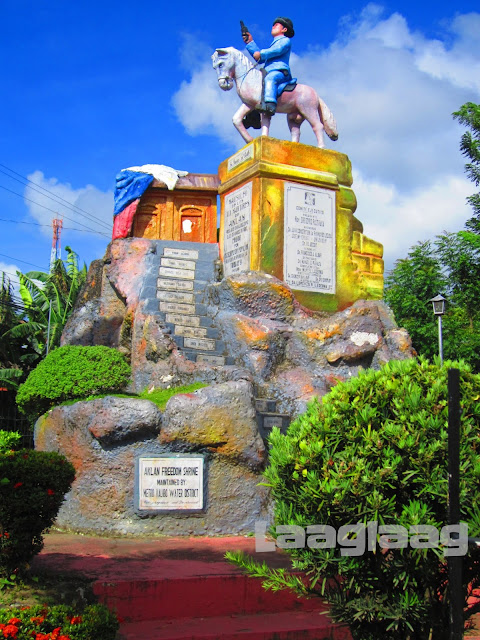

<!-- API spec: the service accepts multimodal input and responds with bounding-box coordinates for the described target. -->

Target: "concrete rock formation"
[38,237,415,535]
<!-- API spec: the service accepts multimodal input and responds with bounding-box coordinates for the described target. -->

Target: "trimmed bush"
[0,449,75,574]
[228,358,480,640]
[0,603,118,640]
[0,430,21,453]
[16,345,131,420]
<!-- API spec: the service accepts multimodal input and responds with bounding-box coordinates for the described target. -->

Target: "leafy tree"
[453,102,480,232]
[384,232,480,371]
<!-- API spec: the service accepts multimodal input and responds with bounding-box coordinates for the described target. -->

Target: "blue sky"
[1,1,480,290]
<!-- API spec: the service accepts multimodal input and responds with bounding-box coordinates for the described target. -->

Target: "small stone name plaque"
[157,291,195,304]
[175,325,208,338]
[161,257,197,271]
[164,247,199,260]
[227,144,254,172]
[184,337,216,351]
[159,266,195,280]
[157,278,194,291]
[165,313,201,327]
[223,181,252,277]
[284,182,336,294]
[138,456,204,511]
[197,354,226,366]
[159,301,196,314]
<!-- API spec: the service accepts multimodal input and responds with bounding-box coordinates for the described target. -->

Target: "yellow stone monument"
[218,137,383,312]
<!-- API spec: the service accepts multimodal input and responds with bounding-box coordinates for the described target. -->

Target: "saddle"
[243,70,297,129]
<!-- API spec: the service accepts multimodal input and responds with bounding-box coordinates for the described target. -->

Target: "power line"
[0,164,112,231]
[0,184,111,238]
[0,217,110,237]
[0,253,49,271]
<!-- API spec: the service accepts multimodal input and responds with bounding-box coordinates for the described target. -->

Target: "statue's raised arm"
[212,17,338,148]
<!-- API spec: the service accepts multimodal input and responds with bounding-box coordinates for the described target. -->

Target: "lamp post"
[430,294,446,365]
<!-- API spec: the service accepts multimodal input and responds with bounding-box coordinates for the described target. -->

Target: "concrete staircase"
[141,241,234,366]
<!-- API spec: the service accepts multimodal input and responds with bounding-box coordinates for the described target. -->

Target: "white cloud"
[172,6,479,266]
[24,171,113,239]
[0,261,21,295]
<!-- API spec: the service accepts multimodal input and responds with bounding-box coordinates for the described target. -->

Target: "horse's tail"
[318,97,338,141]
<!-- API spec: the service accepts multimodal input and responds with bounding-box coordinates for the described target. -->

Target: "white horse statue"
[212,47,338,148]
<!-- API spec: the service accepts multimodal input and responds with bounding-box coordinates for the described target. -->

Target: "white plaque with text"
[227,144,254,171]
[284,183,336,294]
[223,182,252,277]
[138,456,204,510]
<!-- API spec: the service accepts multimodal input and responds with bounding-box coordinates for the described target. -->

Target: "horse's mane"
[212,47,255,72]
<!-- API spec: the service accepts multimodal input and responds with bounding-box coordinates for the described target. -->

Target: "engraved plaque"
[161,257,196,271]
[157,278,194,291]
[227,144,254,171]
[184,337,216,351]
[175,325,208,338]
[284,183,336,294]
[138,456,204,511]
[164,248,199,260]
[159,301,196,314]
[223,182,252,277]
[159,266,195,280]
[157,291,195,304]
[197,354,226,366]
[263,416,283,430]
[166,314,201,327]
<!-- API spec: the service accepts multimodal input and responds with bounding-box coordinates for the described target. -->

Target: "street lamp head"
[429,294,446,316]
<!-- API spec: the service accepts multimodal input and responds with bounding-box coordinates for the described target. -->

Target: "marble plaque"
[196,354,226,366]
[184,337,216,351]
[164,247,199,260]
[284,183,336,294]
[161,257,196,271]
[157,290,195,304]
[157,278,194,291]
[138,456,204,511]
[165,314,201,327]
[227,144,254,172]
[159,301,196,314]
[159,266,195,280]
[175,325,208,338]
[223,182,252,277]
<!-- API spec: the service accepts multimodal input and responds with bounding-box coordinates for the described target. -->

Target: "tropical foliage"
[227,358,480,640]
[384,232,480,371]
[453,102,480,233]
[0,247,87,392]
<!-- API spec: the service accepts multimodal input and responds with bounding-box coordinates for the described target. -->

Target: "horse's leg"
[260,112,271,137]
[287,113,304,143]
[232,104,255,143]
[298,103,325,148]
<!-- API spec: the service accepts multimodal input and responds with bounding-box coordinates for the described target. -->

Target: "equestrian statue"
[212,17,338,148]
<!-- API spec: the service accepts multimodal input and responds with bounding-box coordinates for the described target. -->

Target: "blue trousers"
[264,70,292,104]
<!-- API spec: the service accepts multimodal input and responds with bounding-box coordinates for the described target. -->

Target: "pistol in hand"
[240,20,251,44]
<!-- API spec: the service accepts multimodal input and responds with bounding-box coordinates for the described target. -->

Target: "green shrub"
[228,358,480,640]
[0,603,118,639]
[0,431,21,454]
[16,345,131,420]
[0,450,75,574]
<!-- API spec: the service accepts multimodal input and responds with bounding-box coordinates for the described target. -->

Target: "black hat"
[273,17,294,38]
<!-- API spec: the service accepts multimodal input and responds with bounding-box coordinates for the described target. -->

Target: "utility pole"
[46,217,63,354]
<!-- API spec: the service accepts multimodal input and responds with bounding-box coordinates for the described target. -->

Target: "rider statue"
[242,17,296,116]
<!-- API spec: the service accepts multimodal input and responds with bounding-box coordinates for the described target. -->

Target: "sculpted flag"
[112,165,188,239]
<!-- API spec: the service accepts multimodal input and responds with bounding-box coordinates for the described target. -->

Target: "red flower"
[2,624,19,638]
[6,619,20,626]
[47,489,55,496]
[30,616,45,625]
[13,482,22,489]
[69,616,82,625]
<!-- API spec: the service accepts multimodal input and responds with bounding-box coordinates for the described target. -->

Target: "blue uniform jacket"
[246,35,291,74]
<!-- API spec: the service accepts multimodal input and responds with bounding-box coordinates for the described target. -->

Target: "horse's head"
[212,48,236,91]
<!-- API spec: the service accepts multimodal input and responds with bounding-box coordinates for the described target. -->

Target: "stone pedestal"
[218,137,383,311]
